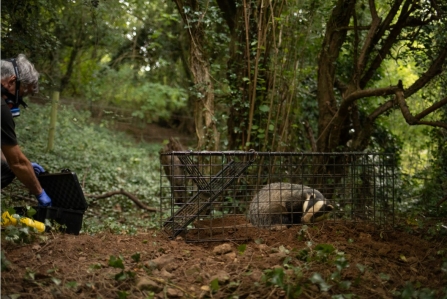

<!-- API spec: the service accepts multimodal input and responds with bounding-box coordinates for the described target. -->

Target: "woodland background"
[2,0,446,213]
[1,1,447,298]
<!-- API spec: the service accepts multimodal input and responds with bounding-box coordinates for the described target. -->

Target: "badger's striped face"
[301,193,334,223]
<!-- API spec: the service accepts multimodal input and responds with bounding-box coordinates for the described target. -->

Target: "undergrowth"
[2,102,169,234]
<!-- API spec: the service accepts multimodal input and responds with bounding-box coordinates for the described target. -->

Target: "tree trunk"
[316,0,356,153]
[173,0,220,150]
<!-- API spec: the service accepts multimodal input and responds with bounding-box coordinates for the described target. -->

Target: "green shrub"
[11,102,169,233]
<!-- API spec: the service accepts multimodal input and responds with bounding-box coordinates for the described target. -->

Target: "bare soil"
[2,219,446,299]
[2,109,446,298]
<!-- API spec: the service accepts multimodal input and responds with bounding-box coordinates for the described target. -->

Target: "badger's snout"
[301,203,334,223]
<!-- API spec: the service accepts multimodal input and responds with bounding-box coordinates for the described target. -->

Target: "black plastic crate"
[38,171,88,210]
[41,207,84,235]
[35,170,87,234]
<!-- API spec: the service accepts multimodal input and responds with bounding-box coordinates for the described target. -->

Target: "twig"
[149,276,196,298]
[0,192,37,205]
[85,189,159,212]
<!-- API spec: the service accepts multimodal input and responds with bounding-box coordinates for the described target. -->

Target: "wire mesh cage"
[159,151,395,242]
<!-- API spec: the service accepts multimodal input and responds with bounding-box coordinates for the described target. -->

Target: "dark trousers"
[1,160,16,189]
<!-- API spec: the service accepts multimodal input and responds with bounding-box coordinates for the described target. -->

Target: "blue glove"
[35,189,52,207]
[31,162,45,176]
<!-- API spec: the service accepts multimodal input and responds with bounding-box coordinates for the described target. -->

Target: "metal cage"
[159,151,395,242]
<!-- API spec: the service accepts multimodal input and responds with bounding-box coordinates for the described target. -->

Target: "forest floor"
[1,219,447,299]
[2,106,447,298]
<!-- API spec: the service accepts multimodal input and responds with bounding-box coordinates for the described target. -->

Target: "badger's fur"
[248,182,334,228]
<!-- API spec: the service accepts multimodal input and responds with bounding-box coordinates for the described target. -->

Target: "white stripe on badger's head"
[302,192,312,215]
[301,199,323,223]
[301,195,334,223]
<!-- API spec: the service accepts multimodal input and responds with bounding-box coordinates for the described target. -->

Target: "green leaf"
[26,207,37,218]
[117,290,129,299]
[115,270,127,281]
[378,273,390,281]
[89,263,102,269]
[131,252,141,263]
[335,256,349,271]
[210,278,219,291]
[269,268,285,288]
[259,105,269,112]
[356,263,365,273]
[25,268,35,280]
[51,277,62,285]
[237,244,247,254]
[1,250,11,271]
[310,273,332,292]
[338,280,351,290]
[6,207,16,216]
[108,255,125,269]
[314,244,335,254]
[65,281,78,288]
[296,249,309,261]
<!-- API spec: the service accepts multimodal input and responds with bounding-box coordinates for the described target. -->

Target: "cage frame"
[159,151,395,242]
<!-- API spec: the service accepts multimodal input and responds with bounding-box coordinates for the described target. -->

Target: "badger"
[248,182,334,228]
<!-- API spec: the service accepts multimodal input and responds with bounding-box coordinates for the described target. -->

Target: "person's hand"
[35,189,52,207]
[31,162,45,176]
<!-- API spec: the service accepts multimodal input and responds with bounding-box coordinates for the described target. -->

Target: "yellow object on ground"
[1,211,46,233]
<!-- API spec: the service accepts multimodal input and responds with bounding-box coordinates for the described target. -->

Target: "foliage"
[85,65,188,123]
[1,250,11,271]
[1,0,190,128]
[2,0,446,239]
[0,0,61,60]
[417,92,447,218]
[393,77,447,234]
[7,102,169,234]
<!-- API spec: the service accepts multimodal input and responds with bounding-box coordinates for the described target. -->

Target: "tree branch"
[85,189,160,212]
[360,0,409,88]
[357,6,381,76]
[368,99,395,121]
[414,97,447,120]
[396,90,447,129]
[335,25,371,31]
[405,47,447,98]
[369,0,378,19]
[349,98,396,151]
[396,90,418,124]
[329,84,399,151]
[344,85,399,104]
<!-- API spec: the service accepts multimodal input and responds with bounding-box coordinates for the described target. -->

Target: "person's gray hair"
[1,54,39,93]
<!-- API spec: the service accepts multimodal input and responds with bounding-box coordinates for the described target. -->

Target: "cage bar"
[159,151,395,242]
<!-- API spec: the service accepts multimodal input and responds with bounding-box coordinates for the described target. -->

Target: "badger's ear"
[326,204,334,211]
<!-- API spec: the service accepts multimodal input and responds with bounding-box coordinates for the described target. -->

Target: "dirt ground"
[2,105,446,298]
[1,219,446,299]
